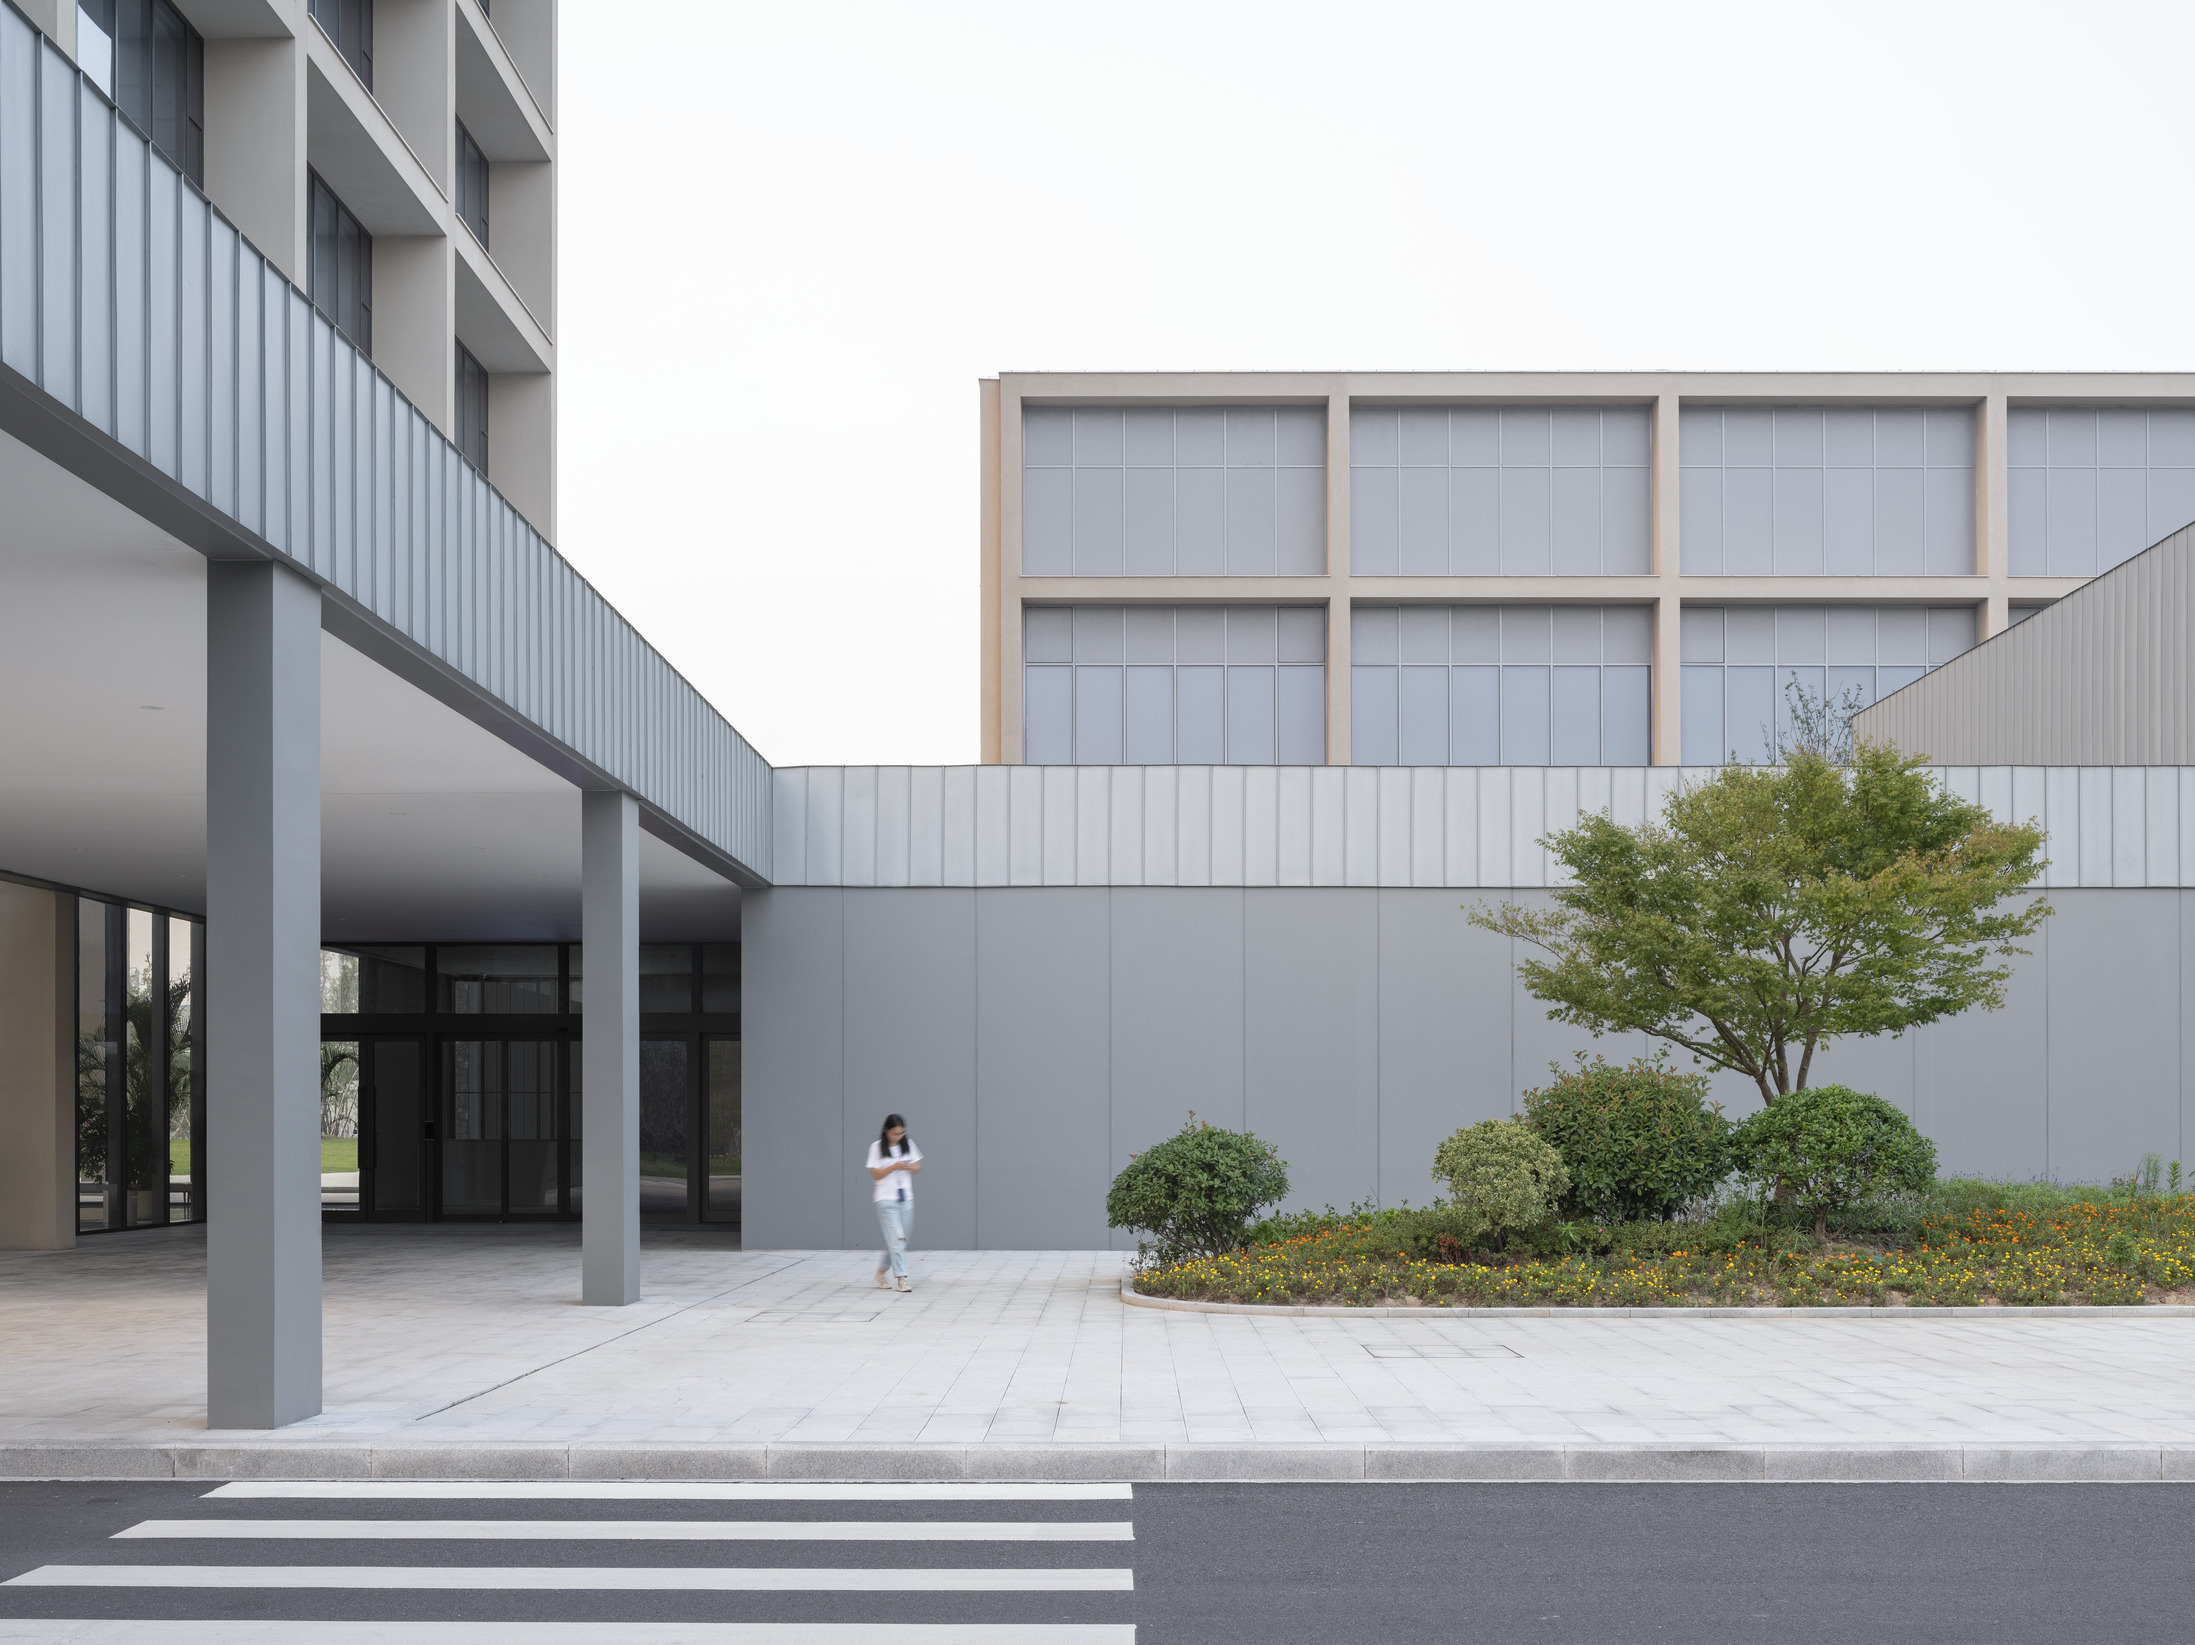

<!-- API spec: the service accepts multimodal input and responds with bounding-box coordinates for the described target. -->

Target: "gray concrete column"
[0,883,73,1251]
[581,788,640,1305]
[205,560,322,1429]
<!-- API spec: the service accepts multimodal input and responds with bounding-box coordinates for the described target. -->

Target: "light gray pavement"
[10,1224,2195,1480]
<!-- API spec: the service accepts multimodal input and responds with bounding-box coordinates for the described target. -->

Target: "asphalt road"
[3,1477,2193,1642]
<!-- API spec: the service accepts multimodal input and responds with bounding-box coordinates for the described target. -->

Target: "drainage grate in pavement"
[1363,1343,1519,1359]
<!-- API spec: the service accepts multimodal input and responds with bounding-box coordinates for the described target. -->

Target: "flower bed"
[1133,1200,2195,1309]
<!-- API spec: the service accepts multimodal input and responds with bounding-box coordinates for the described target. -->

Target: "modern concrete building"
[6,0,2195,1430]
[980,374,2195,769]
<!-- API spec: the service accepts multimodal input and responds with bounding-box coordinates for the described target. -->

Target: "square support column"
[205,560,323,1429]
[581,788,641,1305]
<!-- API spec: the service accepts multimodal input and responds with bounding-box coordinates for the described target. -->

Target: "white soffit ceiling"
[0,428,739,939]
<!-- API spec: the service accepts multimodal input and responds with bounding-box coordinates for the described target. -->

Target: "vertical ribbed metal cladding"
[773,764,2195,891]
[0,6,772,884]
[1856,520,2195,766]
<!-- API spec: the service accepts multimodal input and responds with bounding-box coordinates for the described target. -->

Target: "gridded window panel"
[1022,406,1326,576]
[2006,408,2195,577]
[1024,606,1326,763]
[1347,605,1653,765]
[1677,605,1979,763]
[1679,406,1977,575]
[1350,406,1652,575]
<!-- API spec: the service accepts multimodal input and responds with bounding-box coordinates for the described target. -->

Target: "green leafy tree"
[1728,1084,1938,1247]
[1107,1116,1290,1262]
[1522,1053,1731,1222]
[1469,744,2049,1106]
[1430,1118,1570,1246]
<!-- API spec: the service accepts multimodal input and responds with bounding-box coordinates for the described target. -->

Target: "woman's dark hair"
[879,1113,910,1157]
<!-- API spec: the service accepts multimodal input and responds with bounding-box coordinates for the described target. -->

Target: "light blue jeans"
[876,1199,913,1279]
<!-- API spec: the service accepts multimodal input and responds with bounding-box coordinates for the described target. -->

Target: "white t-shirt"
[867,1139,922,1203]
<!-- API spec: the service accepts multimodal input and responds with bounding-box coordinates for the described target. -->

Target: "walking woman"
[868,1113,922,1291]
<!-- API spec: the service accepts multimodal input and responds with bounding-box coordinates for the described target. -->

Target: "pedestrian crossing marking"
[0,1627,1136,1643]
[119,1517,1133,1541]
[206,1481,1134,1502]
[7,1564,1135,1591]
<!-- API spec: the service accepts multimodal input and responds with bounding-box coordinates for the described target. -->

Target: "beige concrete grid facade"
[20,0,558,541]
[979,373,2195,767]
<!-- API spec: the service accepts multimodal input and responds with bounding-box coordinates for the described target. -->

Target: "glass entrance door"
[440,1038,566,1217]
[366,1038,426,1217]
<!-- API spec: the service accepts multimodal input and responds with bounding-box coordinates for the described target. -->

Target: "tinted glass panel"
[707,1039,741,1223]
[308,171,372,354]
[701,944,740,1014]
[370,1039,424,1215]
[439,945,559,1014]
[455,118,489,244]
[167,915,198,1222]
[640,1039,689,1220]
[322,946,427,1013]
[640,945,694,1013]
[321,1039,360,1211]
[505,1039,560,1214]
[456,342,488,471]
[442,1039,502,1212]
[76,902,112,1232]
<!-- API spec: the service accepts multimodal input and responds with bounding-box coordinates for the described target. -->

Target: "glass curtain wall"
[316,941,738,1224]
[76,898,203,1234]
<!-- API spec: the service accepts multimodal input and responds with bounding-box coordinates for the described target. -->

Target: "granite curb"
[6,1440,2195,1484]
[1118,1278,2195,1319]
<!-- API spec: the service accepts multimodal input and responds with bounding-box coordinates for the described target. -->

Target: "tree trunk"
[1814,1205,1829,1250]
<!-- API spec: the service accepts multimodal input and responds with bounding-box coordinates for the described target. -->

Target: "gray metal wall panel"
[749,882,2195,1247]
[2046,890,2182,1183]
[740,888,845,1249]
[1910,893,2050,1179]
[0,10,770,882]
[1108,888,1246,1250]
[1376,889,1515,1209]
[1244,890,1380,1216]
[841,889,978,1251]
[973,889,1113,1247]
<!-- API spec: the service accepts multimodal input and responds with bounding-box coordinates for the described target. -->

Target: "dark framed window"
[308,170,373,355]
[307,0,373,90]
[314,941,739,1226]
[456,343,489,472]
[455,118,490,246]
[77,0,205,186]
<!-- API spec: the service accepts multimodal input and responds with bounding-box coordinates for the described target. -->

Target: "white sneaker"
[896,1276,912,1292]
[874,1268,889,1288]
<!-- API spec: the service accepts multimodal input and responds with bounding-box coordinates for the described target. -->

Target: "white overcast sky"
[556,0,2195,768]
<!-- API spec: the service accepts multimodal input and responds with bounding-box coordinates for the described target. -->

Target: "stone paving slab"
[5,1440,2195,1484]
[6,1225,2195,1483]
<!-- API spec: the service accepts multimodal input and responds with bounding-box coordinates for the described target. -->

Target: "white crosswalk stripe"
[116,1519,1134,1541]
[207,1483,1132,1502]
[0,1628,1136,1643]
[2,1479,1139,1638]
[8,1565,1133,1591]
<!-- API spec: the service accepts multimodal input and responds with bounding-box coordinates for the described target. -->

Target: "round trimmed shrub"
[1729,1084,1938,1247]
[1430,1118,1570,1247]
[1522,1054,1732,1223]
[1106,1116,1290,1263]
